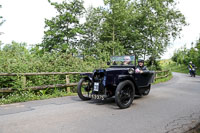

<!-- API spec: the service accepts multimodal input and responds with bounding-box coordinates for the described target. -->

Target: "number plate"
[94,82,99,91]
[89,94,105,100]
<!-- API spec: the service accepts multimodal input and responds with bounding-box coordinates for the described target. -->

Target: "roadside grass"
[186,124,200,133]
[153,71,173,84]
[0,89,77,105]
[159,59,200,75]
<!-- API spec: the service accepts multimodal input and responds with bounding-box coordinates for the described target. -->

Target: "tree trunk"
[112,24,115,56]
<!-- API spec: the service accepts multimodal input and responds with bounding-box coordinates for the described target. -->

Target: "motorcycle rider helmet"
[189,61,192,64]
[138,59,144,63]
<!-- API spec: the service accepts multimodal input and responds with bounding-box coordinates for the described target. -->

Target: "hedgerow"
[0,42,107,90]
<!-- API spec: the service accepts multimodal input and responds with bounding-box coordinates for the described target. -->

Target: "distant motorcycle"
[189,67,196,77]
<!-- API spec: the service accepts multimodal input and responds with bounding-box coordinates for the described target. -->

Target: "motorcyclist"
[136,59,148,73]
[188,61,196,76]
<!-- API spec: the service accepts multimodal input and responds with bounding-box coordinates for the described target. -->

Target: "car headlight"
[128,68,134,74]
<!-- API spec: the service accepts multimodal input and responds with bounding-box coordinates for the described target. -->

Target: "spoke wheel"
[77,78,92,101]
[115,80,135,109]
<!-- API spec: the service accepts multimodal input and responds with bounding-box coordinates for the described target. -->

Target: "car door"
[134,72,154,87]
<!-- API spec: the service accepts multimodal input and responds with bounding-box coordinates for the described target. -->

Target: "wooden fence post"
[22,76,26,89]
[66,75,71,93]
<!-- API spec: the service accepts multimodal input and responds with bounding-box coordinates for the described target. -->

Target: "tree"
[79,2,128,60]
[42,0,85,53]
[96,0,186,60]
[100,0,132,56]
[131,0,186,67]
[0,5,5,49]
[171,38,200,68]
[2,41,28,55]
[195,37,200,66]
[41,0,187,64]
[0,5,5,35]
[79,7,103,57]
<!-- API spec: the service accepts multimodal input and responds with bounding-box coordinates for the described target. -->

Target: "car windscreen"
[110,55,135,66]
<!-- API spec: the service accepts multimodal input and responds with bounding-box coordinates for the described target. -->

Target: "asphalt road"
[0,72,200,133]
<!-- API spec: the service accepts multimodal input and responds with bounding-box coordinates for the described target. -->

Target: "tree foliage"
[42,0,85,53]
[79,7,103,56]
[0,42,107,89]
[0,5,5,36]
[41,0,186,62]
[172,38,200,67]
[0,5,5,26]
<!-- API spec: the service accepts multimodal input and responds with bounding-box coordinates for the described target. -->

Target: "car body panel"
[79,55,155,99]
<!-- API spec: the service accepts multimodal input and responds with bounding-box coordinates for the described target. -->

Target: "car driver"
[135,59,148,73]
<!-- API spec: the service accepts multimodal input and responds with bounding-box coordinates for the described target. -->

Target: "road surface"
[0,72,200,133]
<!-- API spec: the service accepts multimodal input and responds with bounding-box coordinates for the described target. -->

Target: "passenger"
[112,61,117,65]
[136,59,148,73]
[123,56,132,65]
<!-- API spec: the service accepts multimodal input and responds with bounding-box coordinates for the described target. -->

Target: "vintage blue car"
[77,55,155,109]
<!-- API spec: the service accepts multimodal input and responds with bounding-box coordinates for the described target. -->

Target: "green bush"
[0,42,107,90]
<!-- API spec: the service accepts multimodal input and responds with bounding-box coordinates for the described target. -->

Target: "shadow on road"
[71,95,142,109]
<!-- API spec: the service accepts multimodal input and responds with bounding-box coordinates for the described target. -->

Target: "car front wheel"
[77,78,92,101]
[115,80,135,109]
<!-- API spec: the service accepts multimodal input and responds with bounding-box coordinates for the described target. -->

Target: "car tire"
[77,78,92,101]
[143,85,151,96]
[115,80,135,109]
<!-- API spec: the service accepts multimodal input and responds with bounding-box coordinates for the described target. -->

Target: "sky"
[0,0,200,59]
[165,0,200,58]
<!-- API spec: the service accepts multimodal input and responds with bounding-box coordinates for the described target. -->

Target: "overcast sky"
[0,0,200,59]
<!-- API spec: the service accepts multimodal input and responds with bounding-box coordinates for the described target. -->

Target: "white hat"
[124,56,131,61]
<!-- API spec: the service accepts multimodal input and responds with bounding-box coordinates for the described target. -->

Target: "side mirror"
[107,62,110,65]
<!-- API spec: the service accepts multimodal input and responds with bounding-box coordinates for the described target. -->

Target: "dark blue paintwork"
[81,65,155,96]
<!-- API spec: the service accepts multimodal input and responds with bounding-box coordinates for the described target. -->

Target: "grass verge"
[0,89,77,105]
[186,123,200,133]
[153,71,173,84]
[160,59,200,75]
